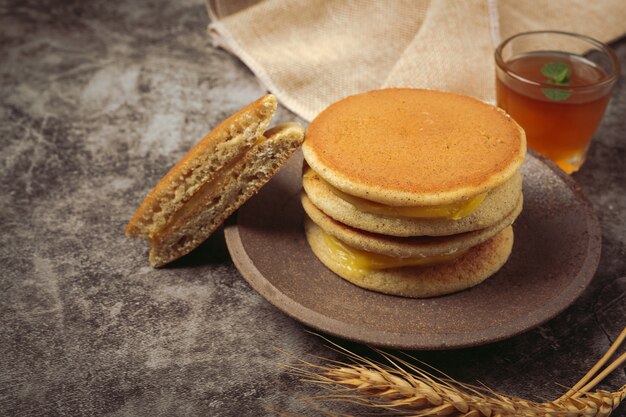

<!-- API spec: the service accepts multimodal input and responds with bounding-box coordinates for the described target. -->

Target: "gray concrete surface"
[1,1,624,416]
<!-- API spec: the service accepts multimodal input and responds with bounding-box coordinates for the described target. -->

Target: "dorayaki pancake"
[127,94,278,238]
[305,219,514,298]
[302,192,522,259]
[126,93,305,267]
[303,167,522,237]
[146,123,304,267]
[302,88,526,206]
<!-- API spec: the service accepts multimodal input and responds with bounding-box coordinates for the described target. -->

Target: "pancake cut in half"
[126,94,304,267]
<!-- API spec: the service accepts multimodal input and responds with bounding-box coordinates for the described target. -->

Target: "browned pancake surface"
[304,89,525,205]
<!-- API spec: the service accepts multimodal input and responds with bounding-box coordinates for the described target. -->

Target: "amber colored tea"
[496,52,611,173]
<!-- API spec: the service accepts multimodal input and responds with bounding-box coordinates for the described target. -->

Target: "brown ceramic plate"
[224,150,601,350]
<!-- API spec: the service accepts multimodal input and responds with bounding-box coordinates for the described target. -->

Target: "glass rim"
[495,30,621,91]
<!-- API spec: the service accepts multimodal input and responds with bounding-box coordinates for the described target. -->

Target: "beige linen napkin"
[207,0,625,121]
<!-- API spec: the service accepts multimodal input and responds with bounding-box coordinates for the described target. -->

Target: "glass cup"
[495,31,620,173]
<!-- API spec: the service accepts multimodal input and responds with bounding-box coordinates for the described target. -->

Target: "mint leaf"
[541,61,570,84]
[541,61,572,101]
[542,88,571,101]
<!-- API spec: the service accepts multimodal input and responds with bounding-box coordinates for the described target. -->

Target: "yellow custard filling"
[151,135,269,243]
[321,228,465,275]
[304,168,486,220]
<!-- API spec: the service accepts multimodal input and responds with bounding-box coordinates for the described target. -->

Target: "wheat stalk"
[286,327,626,417]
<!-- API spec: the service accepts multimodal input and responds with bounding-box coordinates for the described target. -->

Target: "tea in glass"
[495,31,619,173]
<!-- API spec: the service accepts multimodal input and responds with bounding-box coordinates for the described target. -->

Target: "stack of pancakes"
[301,89,526,298]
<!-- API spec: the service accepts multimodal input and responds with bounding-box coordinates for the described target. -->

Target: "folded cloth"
[207,0,625,121]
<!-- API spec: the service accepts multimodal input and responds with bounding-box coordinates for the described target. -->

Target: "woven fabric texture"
[207,0,625,121]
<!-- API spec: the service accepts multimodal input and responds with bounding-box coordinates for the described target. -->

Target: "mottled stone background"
[1,0,625,416]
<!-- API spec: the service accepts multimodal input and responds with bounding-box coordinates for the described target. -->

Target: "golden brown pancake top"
[304,89,525,205]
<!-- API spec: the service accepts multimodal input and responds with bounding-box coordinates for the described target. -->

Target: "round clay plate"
[224,150,601,350]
